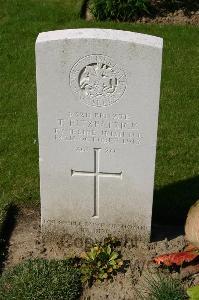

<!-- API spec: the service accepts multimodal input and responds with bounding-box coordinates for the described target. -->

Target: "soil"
[2,207,198,300]
[136,9,199,25]
[86,8,199,25]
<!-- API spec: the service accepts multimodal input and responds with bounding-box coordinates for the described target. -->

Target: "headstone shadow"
[0,205,18,273]
[151,175,199,241]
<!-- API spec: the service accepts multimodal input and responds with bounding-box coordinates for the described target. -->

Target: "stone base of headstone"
[42,219,151,244]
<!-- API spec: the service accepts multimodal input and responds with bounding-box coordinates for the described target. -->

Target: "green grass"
[138,273,187,300]
[0,0,199,226]
[0,259,82,299]
[0,0,86,223]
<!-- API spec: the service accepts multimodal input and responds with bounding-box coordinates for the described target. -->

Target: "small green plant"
[90,0,151,21]
[138,273,187,300]
[80,237,126,285]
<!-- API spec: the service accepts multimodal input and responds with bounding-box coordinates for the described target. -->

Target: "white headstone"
[36,29,163,242]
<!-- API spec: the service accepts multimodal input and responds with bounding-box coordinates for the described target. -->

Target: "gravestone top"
[36,28,163,242]
[37,28,163,48]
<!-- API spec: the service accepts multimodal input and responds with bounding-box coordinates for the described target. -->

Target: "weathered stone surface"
[36,29,163,241]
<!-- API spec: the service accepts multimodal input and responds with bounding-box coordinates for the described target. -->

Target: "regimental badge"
[70,54,127,108]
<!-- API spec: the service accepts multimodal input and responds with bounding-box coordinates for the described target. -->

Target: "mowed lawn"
[0,0,199,226]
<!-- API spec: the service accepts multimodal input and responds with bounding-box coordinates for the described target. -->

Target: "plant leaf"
[109,251,119,261]
[187,285,199,299]
[107,245,111,255]
[153,251,199,266]
[88,248,97,260]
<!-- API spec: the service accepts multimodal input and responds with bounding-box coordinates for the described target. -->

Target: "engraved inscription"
[71,148,122,218]
[70,55,127,107]
[54,112,142,145]
[75,147,116,154]
[43,219,148,235]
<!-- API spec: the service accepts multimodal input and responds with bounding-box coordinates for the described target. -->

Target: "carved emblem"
[70,55,126,107]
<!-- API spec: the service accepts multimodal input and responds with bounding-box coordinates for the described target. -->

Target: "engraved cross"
[71,148,122,218]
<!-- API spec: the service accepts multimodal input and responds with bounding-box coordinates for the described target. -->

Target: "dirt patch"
[3,208,85,270]
[136,9,199,25]
[1,207,192,299]
[86,7,199,25]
